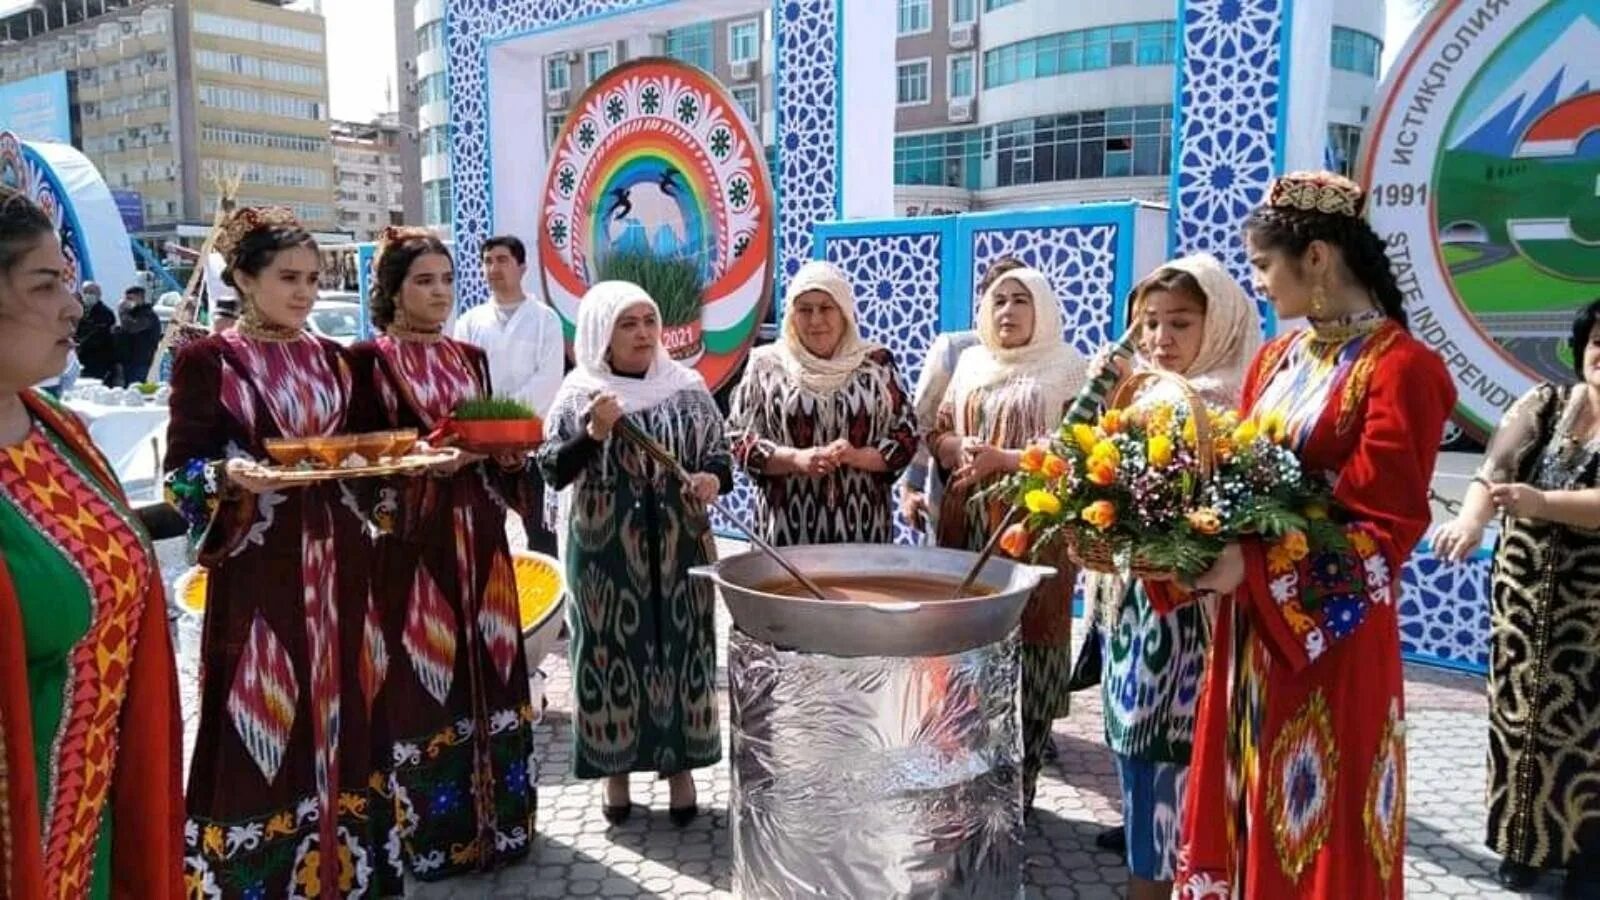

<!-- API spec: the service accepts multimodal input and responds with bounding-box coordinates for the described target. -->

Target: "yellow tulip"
[1233,419,1260,445]
[1147,434,1175,467]
[1024,489,1062,516]
[1072,423,1099,454]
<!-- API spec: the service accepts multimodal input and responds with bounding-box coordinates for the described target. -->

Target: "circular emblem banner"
[1362,0,1600,433]
[1,131,88,292]
[539,58,775,392]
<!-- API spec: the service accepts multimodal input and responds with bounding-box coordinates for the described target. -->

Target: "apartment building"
[331,115,404,241]
[891,0,1386,215]
[0,0,338,238]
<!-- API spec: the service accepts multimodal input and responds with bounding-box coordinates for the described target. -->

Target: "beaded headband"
[214,206,302,259]
[1266,171,1365,219]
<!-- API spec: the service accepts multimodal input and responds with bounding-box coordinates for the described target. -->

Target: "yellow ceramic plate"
[512,551,564,635]
[174,554,565,634]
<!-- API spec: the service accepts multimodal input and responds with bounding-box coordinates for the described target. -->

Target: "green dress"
[0,427,114,900]
[537,386,732,778]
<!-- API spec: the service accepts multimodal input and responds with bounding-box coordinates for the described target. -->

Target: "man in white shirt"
[452,235,566,553]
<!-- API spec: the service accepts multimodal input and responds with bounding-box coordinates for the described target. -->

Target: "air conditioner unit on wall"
[546,88,569,109]
[950,23,975,49]
[731,60,754,82]
[948,98,973,122]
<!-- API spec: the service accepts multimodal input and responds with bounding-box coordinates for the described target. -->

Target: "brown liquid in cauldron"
[756,574,996,603]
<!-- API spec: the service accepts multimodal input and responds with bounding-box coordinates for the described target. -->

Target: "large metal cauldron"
[692,544,1053,899]
[689,543,1053,657]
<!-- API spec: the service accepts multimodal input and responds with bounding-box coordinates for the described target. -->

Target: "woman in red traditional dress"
[0,188,184,899]
[352,228,538,882]
[164,207,400,898]
[1168,172,1456,898]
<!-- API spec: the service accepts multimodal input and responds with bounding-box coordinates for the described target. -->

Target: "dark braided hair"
[370,227,452,331]
[0,187,57,280]
[1244,205,1410,331]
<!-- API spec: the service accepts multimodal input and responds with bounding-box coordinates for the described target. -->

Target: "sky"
[311,1,1432,124]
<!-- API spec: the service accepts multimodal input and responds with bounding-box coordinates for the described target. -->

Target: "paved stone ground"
[160,534,1563,899]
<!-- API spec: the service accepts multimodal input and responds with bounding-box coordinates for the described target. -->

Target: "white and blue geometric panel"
[967,224,1122,359]
[1169,0,1286,325]
[1401,547,1492,674]
[443,0,839,308]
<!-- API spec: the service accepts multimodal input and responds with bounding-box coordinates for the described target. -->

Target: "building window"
[896,59,931,106]
[198,84,323,120]
[192,12,322,52]
[415,19,444,53]
[585,47,613,84]
[983,21,1175,89]
[423,179,453,227]
[951,0,977,26]
[729,20,760,64]
[1326,122,1362,177]
[546,113,566,150]
[893,104,1173,189]
[545,57,569,91]
[984,0,1022,9]
[897,0,931,36]
[948,54,975,99]
[665,24,713,71]
[418,73,449,105]
[1330,27,1382,77]
[731,85,759,125]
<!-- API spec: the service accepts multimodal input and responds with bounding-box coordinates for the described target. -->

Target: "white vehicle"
[306,300,363,346]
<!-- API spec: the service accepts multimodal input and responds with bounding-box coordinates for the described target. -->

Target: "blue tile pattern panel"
[1170,0,1285,324]
[443,0,839,311]
[968,225,1120,358]
[1401,548,1492,674]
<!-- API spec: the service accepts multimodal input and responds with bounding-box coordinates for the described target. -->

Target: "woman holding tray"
[352,227,537,882]
[537,281,732,826]
[164,207,400,898]
[727,260,918,546]
[0,187,184,898]
[1168,172,1455,899]
[927,266,1088,812]
[1092,253,1260,900]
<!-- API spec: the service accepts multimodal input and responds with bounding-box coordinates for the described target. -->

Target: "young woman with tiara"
[164,207,400,898]
[1168,173,1456,898]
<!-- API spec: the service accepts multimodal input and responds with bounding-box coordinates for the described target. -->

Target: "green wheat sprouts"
[596,249,705,327]
[453,395,539,420]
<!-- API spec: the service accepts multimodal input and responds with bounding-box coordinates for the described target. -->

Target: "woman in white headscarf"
[1091,253,1261,900]
[928,266,1088,812]
[727,260,918,546]
[535,281,731,828]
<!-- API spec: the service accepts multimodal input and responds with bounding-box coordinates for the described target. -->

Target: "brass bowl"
[305,435,360,468]
[351,432,392,462]
[384,429,419,458]
[263,438,313,467]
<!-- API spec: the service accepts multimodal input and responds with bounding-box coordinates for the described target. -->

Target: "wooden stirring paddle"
[612,418,832,602]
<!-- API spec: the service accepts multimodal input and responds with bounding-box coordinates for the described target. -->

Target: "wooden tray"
[238,450,457,487]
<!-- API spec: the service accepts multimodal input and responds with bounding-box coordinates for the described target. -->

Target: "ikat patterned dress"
[1169,314,1455,899]
[536,386,732,779]
[165,332,400,899]
[353,335,538,881]
[726,346,918,546]
[1481,383,1600,874]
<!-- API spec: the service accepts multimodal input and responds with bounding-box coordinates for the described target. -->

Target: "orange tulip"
[1101,409,1124,434]
[1019,444,1047,473]
[1186,508,1222,536]
[1041,453,1069,480]
[1082,500,1117,531]
[1087,458,1118,486]
[999,522,1031,558]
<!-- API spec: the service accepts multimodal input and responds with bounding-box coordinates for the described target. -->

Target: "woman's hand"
[1488,482,1547,520]
[952,442,1014,490]
[492,450,528,471]
[585,391,623,441]
[685,472,720,504]
[224,459,278,494]
[426,446,485,477]
[834,440,886,473]
[1431,518,1486,563]
[1191,542,1246,596]
[792,445,840,477]
[900,486,928,531]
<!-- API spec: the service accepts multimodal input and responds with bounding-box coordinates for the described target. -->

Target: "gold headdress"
[214,206,302,260]
[1266,171,1365,219]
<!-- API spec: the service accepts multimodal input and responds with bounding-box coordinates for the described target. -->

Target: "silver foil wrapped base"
[728,628,1025,899]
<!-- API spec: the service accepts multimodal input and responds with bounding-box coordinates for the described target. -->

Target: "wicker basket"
[1066,369,1216,581]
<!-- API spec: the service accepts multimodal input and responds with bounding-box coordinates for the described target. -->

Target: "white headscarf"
[768,260,880,395]
[548,280,708,417]
[946,267,1088,434]
[1131,253,1262,408]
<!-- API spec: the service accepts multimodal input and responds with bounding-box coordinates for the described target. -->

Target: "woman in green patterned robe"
[1433,298,1600,897]
[537,281,731,828]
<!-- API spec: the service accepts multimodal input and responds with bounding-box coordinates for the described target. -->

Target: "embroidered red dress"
[0,391,184,900]
[351,335,537,881]
[1168,315,1455,898]
[164,332,399,899]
